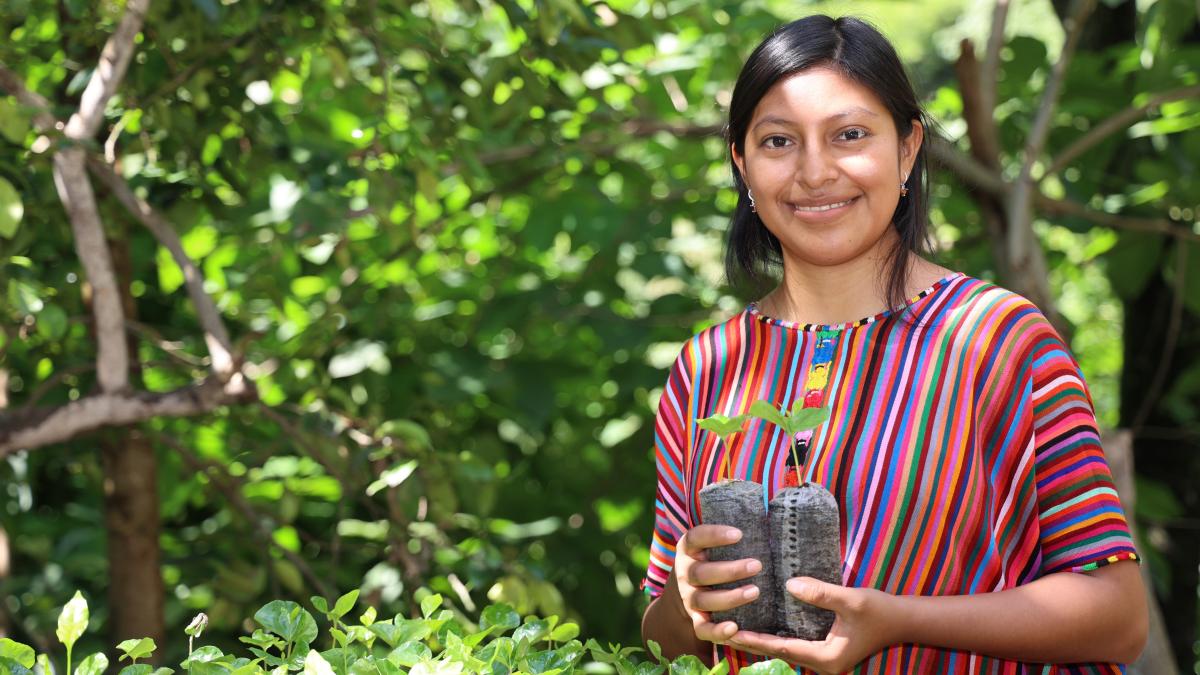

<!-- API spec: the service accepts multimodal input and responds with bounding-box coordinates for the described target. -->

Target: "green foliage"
[4,593,772,675]
[0,0,1197,668]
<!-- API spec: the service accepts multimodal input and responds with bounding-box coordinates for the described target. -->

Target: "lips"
[789,196,859,213]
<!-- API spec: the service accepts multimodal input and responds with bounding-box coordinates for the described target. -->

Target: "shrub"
[0,590,793,675]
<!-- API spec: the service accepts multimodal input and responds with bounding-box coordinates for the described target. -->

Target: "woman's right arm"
[642,525,763,664]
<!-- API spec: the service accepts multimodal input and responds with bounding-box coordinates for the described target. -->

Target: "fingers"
[691,584,760,612]
[679,525,742,556]
[786,577,844,610]
[693,618,739,644]
[686,558,763,587]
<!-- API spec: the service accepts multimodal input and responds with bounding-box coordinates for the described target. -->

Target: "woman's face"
[731,67,922,271]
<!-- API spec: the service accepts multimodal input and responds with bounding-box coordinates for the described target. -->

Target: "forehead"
[751,67,888,124]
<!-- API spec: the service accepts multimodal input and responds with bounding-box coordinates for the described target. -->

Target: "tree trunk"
[1103,430,1178,675]
[99,234,166,652]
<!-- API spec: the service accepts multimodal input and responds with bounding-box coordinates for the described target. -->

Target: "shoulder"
[934,275,1062,349]
[667,306,758,378]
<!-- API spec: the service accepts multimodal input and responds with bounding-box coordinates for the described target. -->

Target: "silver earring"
[748,187,756,212]
[899,175,909,197]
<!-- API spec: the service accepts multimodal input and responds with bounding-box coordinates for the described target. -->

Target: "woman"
[639,15,1147,675]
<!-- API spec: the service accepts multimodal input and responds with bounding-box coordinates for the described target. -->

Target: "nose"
[795,145,838,191]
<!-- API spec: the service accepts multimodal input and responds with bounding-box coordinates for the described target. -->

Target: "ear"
[731,142,748,182]
[900,119,924,178]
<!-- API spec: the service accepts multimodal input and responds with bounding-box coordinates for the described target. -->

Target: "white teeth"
[792,198,854,212]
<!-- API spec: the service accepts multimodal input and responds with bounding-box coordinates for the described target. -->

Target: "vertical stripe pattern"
[643,273,1138,675]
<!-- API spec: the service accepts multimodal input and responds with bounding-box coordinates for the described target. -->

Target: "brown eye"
[839,128,868,141]
[763,135,790,149]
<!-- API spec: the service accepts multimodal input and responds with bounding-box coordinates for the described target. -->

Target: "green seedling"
[696,413,751,480]
[185,612,208,661]
[748,400,831,483]
[116,637,157,664]
[56,591,87,675]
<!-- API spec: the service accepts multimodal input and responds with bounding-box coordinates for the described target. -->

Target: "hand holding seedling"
[671,524,764,644]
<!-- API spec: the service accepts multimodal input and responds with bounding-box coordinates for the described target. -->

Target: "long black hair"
[723,15,935,313]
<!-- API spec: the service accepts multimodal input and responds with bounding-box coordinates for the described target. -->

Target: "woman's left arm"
[729,560,1148,675]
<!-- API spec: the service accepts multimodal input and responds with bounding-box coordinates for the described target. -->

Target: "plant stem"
[720,436,733,480]
[789,439,803,485]
[66,646,72,675]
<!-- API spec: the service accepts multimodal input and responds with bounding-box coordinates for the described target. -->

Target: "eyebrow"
[752,106,879,132]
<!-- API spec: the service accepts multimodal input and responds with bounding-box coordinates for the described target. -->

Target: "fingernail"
[787,578,810,595]
[725,528,741,542]
[742,586,759,600]
[745,560,762,574]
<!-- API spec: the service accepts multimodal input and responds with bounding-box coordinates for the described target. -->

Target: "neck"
[762,239,915,325]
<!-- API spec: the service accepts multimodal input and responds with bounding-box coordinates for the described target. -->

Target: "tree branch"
[52,149,130,391]
[160,432,334,600]
[88,156,238,380]
[929,134,1200,242]
[0,376,254,456]
[980,0,1010,120]
[1043,83,1200,178]
[63,0,150,141]
[1008,0,1096,258]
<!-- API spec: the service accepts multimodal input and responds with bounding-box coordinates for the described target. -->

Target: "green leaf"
[748,400,786,429]
[512,618,550,644]
[783,406,831,436]
[332,589,359,619]
[303,650,335,675]
[0,639,34,669]
[387,641,432,667]
[0,97,30,144]
[117,638,157,662]
[645,640,663,664]
[0,656,32,675]
[480,603,520,633]
[254,600,318,646]
[75,652,109,675]
[667,655,707,675]
[366,460,419,496]
[118,666,154,675]
[56,591,89,650]
[419,593,442,618]
[549,622,579,642]
[737,661,792,675]
[695,414,749,437]
[310,596,330,614]
[0,175,24,239]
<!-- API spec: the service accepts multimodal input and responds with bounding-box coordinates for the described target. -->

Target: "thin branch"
[1044,83,1200,178]
[88,156,237,380]
[927,135,1200,243]
[160,432,334,599]
[1008,0,1097,252]
[63,0,150,141]
[1132,241,1188,433]
[53,149,130,391]
[980,0,1011,119]
[0,376,254,456]
[126,319,210,368]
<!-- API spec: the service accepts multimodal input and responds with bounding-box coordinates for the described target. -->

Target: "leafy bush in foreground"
[0,590,794,675]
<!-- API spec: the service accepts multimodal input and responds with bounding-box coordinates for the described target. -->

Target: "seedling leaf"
[56,591,89,649]
[75,652,109,675]
[117,638,157,662]
[748,401,786,428]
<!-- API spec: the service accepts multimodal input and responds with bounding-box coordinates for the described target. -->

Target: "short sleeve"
[641,341,695,598]
[1026,319,1139,575]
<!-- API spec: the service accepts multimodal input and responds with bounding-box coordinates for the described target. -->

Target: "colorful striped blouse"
[642,272,1139,674]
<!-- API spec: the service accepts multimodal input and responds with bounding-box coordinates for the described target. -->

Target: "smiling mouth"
[790,196,859,212]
